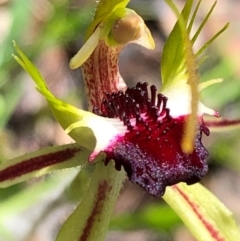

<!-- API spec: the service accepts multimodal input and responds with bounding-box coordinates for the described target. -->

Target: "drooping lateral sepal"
[163,183,240,241]
[13,42,99,151]
[0,143,91,188]
[56,161,125,241]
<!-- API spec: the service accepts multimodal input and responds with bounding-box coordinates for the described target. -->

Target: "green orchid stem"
[56,161,126,241]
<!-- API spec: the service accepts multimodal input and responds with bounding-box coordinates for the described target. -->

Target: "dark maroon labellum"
[93,82,209,197]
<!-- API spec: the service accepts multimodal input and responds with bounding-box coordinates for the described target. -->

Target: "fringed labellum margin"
[93,83,209,196]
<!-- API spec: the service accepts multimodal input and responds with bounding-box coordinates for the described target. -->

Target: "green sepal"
[56,161,125,241]
[0,143,90,188]
[163,183,240,241]
[13,41,97,151]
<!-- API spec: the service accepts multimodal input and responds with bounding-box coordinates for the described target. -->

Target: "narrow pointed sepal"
[163,183,240,241]
[56,161,125,241]
[13,42,99,151]
[0,144,91,188]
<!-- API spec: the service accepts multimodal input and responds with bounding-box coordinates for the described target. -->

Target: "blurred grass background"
[0,0,240,240]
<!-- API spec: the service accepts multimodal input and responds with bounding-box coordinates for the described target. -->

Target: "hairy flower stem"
[56,161,125,241]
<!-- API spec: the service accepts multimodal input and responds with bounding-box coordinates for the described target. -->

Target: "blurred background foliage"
[0,0,240,240]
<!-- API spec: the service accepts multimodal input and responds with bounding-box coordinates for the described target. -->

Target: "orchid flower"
[0,0,240,241]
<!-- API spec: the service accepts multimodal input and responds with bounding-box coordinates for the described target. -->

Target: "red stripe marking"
[0,147,82,182]
[174,185,225,241]
[79,180,112,241]
[205,118,240,128]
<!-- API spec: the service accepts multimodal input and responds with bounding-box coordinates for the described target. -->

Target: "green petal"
[0,144,90,187]
[13,42,97,150]
[56,161,125,241]
[163,183,240,241]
